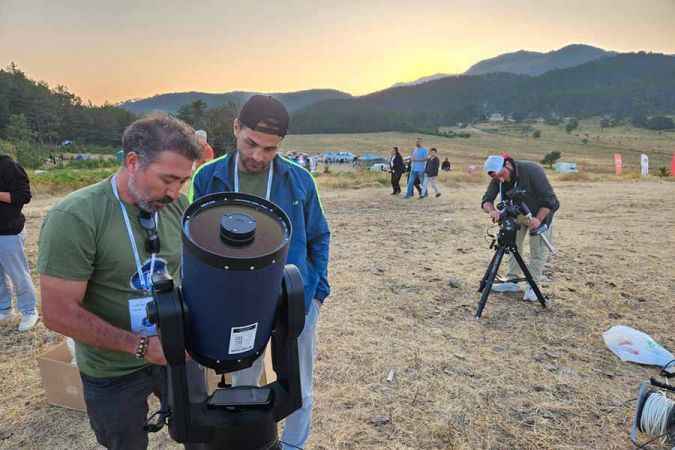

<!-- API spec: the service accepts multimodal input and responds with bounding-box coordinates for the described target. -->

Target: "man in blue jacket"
[189,95,330,450]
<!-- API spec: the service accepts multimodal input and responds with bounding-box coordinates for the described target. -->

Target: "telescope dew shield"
[181,192,292,373]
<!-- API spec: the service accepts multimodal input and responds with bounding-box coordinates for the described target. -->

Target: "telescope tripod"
[476,225,547,318]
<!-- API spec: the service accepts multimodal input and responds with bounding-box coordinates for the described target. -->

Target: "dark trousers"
[81,363,208,450]
[390,171,403,193]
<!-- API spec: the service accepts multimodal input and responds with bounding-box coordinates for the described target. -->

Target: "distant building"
[488,113,504,122]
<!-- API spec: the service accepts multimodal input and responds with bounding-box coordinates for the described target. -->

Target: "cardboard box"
[38,342,278,412]
[38,342,87,412]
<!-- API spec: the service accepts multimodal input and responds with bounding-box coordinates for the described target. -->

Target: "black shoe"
[435,193,441,197]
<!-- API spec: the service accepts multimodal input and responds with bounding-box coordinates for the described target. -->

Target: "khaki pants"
[422,175,440,196]
[506,224,553,283]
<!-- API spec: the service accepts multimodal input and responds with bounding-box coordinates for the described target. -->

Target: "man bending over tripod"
[481,154,559,301]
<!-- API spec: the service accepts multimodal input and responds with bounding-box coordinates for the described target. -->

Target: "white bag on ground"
[603,325,673,372]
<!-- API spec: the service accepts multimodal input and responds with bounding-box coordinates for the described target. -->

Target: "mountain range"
[119,89,352,115]
[290,52,675,133]
[119,44,620,114]
[464,44,616,76]
[117,44,675,133]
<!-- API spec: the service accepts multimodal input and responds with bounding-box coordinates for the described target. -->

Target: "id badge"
[129,296,157,336]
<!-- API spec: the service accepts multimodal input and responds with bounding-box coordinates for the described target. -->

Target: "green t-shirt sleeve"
[38,209,96,281]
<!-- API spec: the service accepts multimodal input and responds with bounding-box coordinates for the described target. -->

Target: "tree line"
[0,64,237,167]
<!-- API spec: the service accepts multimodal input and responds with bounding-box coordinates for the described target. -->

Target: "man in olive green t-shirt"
[38,114,202,450]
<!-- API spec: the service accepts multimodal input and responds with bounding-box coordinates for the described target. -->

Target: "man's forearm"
[45,302,138,356]
[0,192,10,204]
[535,207,551,222]
[482,202,496,213]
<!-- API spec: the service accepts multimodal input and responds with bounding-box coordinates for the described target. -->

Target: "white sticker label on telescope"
[229,323,258,354]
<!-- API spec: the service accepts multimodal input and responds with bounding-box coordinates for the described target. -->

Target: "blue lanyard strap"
[111,175,158,292]
[234,151,274,200]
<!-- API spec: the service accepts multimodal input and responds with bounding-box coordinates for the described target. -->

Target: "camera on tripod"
[476,187,548,318]
[493,188,529,248]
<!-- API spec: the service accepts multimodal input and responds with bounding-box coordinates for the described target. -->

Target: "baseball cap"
[483,155,505,173]
[238,95,289,137]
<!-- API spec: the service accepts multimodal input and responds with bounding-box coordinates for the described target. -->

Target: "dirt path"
[2,180,674,449]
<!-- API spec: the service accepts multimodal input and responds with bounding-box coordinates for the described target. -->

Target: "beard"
[128,173,172,212]
[240,154,269,174]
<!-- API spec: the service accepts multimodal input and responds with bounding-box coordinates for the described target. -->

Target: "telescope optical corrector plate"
[183,192,292,271]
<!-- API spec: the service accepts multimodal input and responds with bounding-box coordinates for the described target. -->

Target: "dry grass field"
[283,119,675,174]
[2,174,674,449]
[2,123,674,449]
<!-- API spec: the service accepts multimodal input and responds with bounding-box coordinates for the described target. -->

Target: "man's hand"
[488,210,501,223]
[528,217,541,231]
[144,336,168,366]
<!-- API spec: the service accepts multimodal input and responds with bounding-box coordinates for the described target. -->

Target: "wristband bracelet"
[135,336,149,359]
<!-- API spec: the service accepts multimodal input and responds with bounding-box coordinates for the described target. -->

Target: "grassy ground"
[2,122,673,448]
[2,175,674,449]
[283,119,675,175]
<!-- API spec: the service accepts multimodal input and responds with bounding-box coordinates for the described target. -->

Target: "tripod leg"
[476,248,505,319]
[478,250,499,293]
[511,248,546,309]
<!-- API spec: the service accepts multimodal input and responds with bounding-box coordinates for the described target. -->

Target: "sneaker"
[523,288,538,302]
[0,310,16,322]
[435,193,441,198]
[419,194,428,199]
[18,314,38,331]
[491,282,521,293]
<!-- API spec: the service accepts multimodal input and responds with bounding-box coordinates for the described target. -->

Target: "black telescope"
[145,192,305,450]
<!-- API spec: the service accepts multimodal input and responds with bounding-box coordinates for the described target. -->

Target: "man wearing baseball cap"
[481,153,559,301]
[189,95,331,450]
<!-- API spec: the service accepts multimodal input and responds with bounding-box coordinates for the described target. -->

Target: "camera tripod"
[476,217,547,318]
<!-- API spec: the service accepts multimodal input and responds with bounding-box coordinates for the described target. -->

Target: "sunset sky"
[1,0,674,105]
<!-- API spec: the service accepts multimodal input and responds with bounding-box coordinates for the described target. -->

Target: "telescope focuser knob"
[152,272,174,293]
[220,213,256,246]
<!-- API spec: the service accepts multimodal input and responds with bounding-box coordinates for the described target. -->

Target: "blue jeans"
[231,299,321,450]
[0,232,37,315]
[405,170,424,197]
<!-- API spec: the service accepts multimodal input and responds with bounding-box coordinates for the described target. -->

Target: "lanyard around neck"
[111,175,158,292]
[233,151,274,200]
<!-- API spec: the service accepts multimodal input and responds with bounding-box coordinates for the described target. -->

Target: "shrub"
[565,118,579,133]
[541,151,561,167]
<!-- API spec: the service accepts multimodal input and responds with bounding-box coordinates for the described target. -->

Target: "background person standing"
[421,148,441,198]
[404,138,428,198]
[189,95,331,450]
[0,153,38,331]
[389,146,404,194]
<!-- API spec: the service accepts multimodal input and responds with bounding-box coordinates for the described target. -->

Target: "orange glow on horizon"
[1,0,674,105]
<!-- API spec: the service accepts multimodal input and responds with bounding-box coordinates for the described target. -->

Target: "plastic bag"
[603,325,673,373]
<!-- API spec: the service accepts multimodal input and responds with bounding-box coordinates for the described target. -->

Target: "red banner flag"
[614,154,622,176]
[671,153,675,177]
